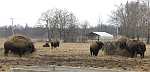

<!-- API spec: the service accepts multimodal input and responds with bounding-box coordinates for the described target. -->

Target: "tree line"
[0,23,116,42]
[110,0,150,43]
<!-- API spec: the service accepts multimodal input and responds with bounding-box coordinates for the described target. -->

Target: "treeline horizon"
[0,23,116,42]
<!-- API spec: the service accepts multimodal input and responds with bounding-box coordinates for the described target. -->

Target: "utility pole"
[114,17,118,39]
[46,19,51,42]
[147,0,150,44]
[136,0,140,40]
[98,16,102,32]
[116,23,119,39]
[10,17,15,36]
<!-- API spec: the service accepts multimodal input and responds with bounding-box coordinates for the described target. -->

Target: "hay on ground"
[101,41,130,57]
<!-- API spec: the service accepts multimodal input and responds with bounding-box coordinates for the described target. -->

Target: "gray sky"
[0,0,134,27]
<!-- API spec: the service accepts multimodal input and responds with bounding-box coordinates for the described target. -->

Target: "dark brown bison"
[126,40,146,58]
[90,41,104,56]
[117,37,128,49]
[51,41,60,48]
[43,42,50,47]
[4,35,36,57]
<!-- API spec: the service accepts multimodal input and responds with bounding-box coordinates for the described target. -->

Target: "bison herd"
[90,38,146,58]
[42,40,60,48]
[3,35,147,59]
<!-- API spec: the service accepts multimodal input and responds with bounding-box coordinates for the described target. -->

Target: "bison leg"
[94,50,99,56]
[17,49,23,57]
[129,50,135,58]
[90,51,93,56]
[131,55,134,58]
[130,52,135,58]
[51,46,53,49]
[90,48,93,56]
[93,50,97,56]
[4,47,11,56]
[4,49,9,56]
[140,52,145,58]
[134,52,137,58]
[18,52,22,57]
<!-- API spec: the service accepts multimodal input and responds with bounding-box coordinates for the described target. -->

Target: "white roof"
[93,32,113,38]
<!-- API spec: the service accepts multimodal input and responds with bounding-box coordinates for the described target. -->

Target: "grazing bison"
[126,40,146,58]
[90,41,104,56]
[116,37,128,49]
[43,42,50,47]
[51,41,60,48]
[4,35,36,57]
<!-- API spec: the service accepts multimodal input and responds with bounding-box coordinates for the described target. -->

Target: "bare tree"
[38,9,54,41]
[110,1,149,40]
[39,8,78,42]
[80,20,89,42]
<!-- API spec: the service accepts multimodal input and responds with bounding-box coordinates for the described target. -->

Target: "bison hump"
[6,35,32,48]
[90,43,98,48]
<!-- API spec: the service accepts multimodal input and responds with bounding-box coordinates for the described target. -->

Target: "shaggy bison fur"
[4,35,35,57]
[100,37,146,58]
[126,40,146,58]
[51,41,60,48]
[90,41,104,56]
[117,37,128,49]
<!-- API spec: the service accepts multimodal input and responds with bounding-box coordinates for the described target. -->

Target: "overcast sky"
[0,0,136,27]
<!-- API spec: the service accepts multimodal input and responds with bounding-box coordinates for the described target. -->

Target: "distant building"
[87,32,114,42]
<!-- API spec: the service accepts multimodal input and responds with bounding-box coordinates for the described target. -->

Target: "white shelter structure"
[88,32,114,42]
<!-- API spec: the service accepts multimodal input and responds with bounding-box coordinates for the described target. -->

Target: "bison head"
[96,41,104,49]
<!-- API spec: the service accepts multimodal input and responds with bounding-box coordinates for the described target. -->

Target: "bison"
[4,35,36,57]
[126,40,146,58]
[43,42,50,47]
[90,41,104,56]
[117,37,128,49]
[51,41,60,48]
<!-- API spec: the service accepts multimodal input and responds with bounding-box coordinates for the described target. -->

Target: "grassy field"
[0,39,150,72]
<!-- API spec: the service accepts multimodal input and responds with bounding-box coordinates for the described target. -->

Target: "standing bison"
[4,35,36,57]
[126,40,146,58]
[51,41,60,48]
[90,41,104,56]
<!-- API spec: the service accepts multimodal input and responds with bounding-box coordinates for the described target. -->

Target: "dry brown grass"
[0,38,150,72]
